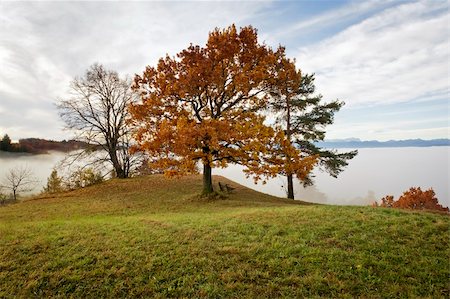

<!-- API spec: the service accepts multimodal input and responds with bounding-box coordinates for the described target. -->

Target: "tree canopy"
[270,69,357,199]
[57,64,140,178]
[130,25,316,194]
[0,134,11,151]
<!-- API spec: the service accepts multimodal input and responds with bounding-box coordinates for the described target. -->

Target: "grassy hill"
[0,175,448,298]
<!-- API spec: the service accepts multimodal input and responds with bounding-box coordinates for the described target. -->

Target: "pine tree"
[0,134,11,151]
[271,71,357,199]
[43,169,63,193]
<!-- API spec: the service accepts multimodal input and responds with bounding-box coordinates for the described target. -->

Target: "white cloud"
[0,1,271,140]
[0,0,448,141]
[295,0,449,107]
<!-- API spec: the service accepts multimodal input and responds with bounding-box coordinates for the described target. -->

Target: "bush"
[379,195,395,208]
[378,187,449,212]
[65,168,104,190]
[42,168,105,192]
[0,192,7,205]
[0,191,16,205]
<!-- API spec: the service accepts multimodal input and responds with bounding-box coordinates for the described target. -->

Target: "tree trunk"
[114,166,125,178]
[203,163,213,194]
[287,174,294,199]
[285,93,295,199]
[109,148,126,178]
[112,159,125,178]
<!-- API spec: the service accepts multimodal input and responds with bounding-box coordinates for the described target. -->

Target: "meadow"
[0,175,448,297]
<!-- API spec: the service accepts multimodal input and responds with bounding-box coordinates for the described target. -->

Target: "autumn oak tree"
[130,25,316,194]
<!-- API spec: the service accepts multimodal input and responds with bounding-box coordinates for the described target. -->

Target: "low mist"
[1,147,448,207]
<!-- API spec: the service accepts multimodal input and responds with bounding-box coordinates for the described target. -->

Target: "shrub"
[0,192,7,205]
[378,187,449,212]
[65,168,104,190]
[380,195,395,208]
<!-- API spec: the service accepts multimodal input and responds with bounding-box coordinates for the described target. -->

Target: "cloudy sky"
[0,0,448,142]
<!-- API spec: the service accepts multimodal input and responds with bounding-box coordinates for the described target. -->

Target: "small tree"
[43,169,64,193]
[1,166,37,201]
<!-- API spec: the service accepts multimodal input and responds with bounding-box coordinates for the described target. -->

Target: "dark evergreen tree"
[0,134,11,151]
[271,71,357,199]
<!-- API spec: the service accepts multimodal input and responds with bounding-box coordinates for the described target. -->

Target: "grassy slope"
[0,175,448,298]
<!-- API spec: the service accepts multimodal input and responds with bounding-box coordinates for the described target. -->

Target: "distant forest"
[0,134,87,154]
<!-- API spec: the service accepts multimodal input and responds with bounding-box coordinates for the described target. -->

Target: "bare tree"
[57,63,140,178]
[1,166,37,201]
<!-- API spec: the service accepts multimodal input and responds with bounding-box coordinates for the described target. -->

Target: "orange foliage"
[379,187,449,212]
[380,195,395,208]
[129,25,316,188]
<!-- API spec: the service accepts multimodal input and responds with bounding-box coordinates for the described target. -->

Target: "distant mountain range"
[314,138,450,148]
[2,137,449,153]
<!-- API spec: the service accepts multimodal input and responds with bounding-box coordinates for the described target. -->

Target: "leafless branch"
[57,63,142,178]
[0,166,38,200]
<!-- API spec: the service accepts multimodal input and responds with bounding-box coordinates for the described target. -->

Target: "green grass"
[0,175,448,298]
